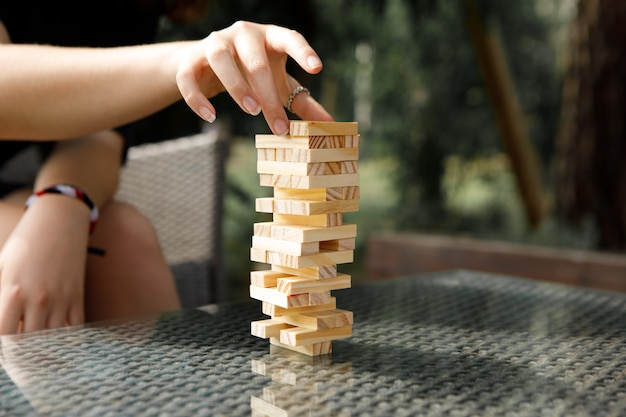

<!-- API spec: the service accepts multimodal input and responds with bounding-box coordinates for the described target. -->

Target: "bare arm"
[0,21,332,140]
[0,131,124,334]
[0,41,189,140]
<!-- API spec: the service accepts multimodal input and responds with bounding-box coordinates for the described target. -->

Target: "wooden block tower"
[250,121,360,356]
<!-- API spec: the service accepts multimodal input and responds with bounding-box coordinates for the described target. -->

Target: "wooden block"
[269,338,333,356]
[276,273,351,295]
[275,148,291,161]
[281,148,359,163]
[320,238,356,251]
[259,173,291,188]
[289,121,359,136]
[255,197,274,213]
[250,270,293,287]
[255,134,313,149]
[251,319,292,339]
[256,134,356,149]
[342,186,360,200]
[262,249,354,268]
[250,247,267,263]
[279,325,352,347]
[272,264,338,279]
[249,285,310,308]
[345,134,360,148]
[253,222,273,238]
[262,385,323,405]
[341,161,358,174]
[274,213,342,227]
[258,173,359,189]
[257,148,276,161]
[250,396,287,417]
[257,198,358,216]
[292,173,359,189]
[257,161,322,176]
[274,309,354,330]
[308,291,331,305]
[274,187,359,201]
[252,235,320,256]
[324,162,342,174]
[265,223,356,243]
[274,188,327,201]
[263,297,337,317]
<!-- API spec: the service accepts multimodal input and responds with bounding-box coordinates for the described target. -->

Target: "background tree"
[556,0,626,251]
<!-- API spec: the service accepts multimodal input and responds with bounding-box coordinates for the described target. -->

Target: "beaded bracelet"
[25,184,99,234]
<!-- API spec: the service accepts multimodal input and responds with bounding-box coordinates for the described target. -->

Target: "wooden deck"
[367,233,626,292]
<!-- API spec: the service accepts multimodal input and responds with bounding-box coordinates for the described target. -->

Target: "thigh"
[84,200,180,321]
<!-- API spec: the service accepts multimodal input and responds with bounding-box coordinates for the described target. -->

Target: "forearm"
[0,42,192,140]
[35,130,125,209]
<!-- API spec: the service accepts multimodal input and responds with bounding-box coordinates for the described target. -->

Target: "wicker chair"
[115,125,228,308]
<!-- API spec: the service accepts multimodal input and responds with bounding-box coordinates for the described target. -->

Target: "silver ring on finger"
[286,86,310,114]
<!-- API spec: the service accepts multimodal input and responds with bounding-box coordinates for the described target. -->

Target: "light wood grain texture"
[275,148,359,163]
[269,337,333,356]
[252,235,320,256]
[253,222,273,238]
[274,187,327,201]
[262,297,337,317]
[255,134,357,149]
[250,396,288,417]
[274,186,360,201]
[251,319,292,338]
[259,173,359,189]
[319,238,356,251]
[276,273,351,295]
[273,309,354,330]
[250,270,293,287]
[279,324,352,347]
[257,198,358,216]
[271,264,337,279]
[249,285,310,308]
[255,223,356,243]
[273,213,342,227]
[289,121,359,136]
[257,148,276,161]
[308,291,331,305]
[258,161,358,176]
[252,249,353,268]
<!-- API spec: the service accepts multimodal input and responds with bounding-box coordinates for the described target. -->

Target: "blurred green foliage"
[137,0,577,293]
[152,0,563,232]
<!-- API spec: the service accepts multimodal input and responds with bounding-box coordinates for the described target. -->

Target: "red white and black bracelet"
[25,184,99,234]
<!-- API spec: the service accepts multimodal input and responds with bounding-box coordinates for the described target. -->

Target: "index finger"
[265,25,324,75]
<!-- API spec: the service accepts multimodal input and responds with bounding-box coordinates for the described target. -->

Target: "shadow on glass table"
[1,270,626,416]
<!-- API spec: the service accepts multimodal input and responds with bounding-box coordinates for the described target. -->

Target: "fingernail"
[199,106,216,123]
[243,96,261,116]
[274,119,289,136]
[307,55,322,69]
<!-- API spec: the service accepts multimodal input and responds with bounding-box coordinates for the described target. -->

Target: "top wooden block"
[290,121,358,136]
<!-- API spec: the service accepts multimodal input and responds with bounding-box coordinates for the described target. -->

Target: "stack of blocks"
[250,121,360,356]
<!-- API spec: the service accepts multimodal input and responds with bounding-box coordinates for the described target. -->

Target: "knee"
[92,201,163,254]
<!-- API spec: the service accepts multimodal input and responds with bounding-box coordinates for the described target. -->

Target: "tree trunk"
[556,0,626,250]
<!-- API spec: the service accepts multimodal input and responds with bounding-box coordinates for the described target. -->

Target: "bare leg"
[2,190,180,324]
[85,201,181,322]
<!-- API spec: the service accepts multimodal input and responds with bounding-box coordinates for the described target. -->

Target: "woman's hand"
[0,195,89,334]
[176,21,333,135]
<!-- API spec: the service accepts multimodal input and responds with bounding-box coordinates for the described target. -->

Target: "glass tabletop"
[1,270,626,416]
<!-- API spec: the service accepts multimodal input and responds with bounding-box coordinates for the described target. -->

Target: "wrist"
[25,184,99,234]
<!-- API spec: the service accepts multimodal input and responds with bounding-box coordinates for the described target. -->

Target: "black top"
[0,0,162,174]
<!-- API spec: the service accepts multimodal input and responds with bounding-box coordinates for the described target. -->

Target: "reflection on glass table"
[1,270,626,416]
